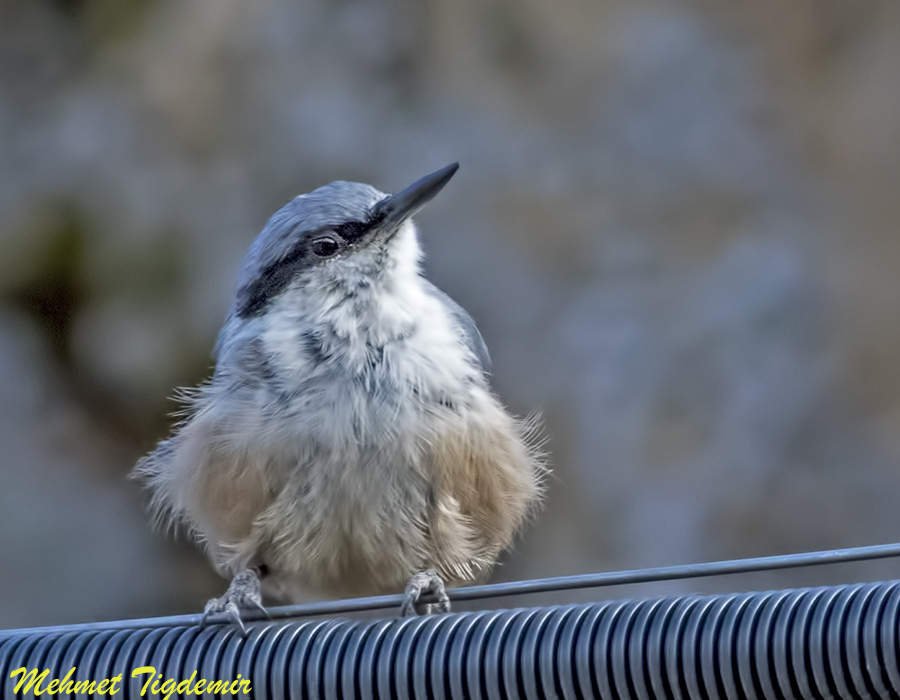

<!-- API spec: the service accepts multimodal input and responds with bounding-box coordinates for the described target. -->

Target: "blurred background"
[3,0,900,628]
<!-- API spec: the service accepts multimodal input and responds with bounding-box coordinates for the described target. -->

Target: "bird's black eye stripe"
[236,247,307,318]
[334,208,387,243]
[334,220,371,242]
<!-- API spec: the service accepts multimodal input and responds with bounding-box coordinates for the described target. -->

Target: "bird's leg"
[401,569,451,616]
[200,567,268,634]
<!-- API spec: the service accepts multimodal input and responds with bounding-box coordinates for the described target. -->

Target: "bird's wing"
[424,281,492,375]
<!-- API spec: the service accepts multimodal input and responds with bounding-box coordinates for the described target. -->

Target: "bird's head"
[232,163,459,319]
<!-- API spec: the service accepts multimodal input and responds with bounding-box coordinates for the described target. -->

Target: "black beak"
[375,163,459,227]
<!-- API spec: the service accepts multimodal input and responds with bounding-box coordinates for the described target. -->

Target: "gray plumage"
[133,164,544,619]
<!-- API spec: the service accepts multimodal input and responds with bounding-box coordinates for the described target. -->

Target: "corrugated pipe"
[3,579,900,699]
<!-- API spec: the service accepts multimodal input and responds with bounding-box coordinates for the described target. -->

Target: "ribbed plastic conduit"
[3,580,900,699]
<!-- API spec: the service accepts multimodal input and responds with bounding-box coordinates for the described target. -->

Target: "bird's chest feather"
[259,283,479,447]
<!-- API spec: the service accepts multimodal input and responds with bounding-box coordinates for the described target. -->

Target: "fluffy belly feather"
[138,300,543,603]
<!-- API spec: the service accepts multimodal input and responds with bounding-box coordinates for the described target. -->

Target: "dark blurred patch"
[2,204,210,449]
[49,0,156,45]
[94,229,192,305]
[7,205,87,366]
[47,0,89,15]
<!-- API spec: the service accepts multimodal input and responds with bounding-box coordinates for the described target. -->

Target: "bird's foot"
[401,569,451,616]
[200,569,267,634]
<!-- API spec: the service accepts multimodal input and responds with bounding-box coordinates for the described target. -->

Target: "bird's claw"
[401,569,451,616]
[200,569,267,634]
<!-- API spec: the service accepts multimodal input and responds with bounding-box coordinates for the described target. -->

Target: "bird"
[133,163,545,628]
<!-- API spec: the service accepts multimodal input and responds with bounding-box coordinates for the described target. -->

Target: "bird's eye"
[311,237,341,258]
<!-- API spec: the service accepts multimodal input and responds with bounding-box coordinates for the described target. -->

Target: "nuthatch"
[134,164,545,627]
